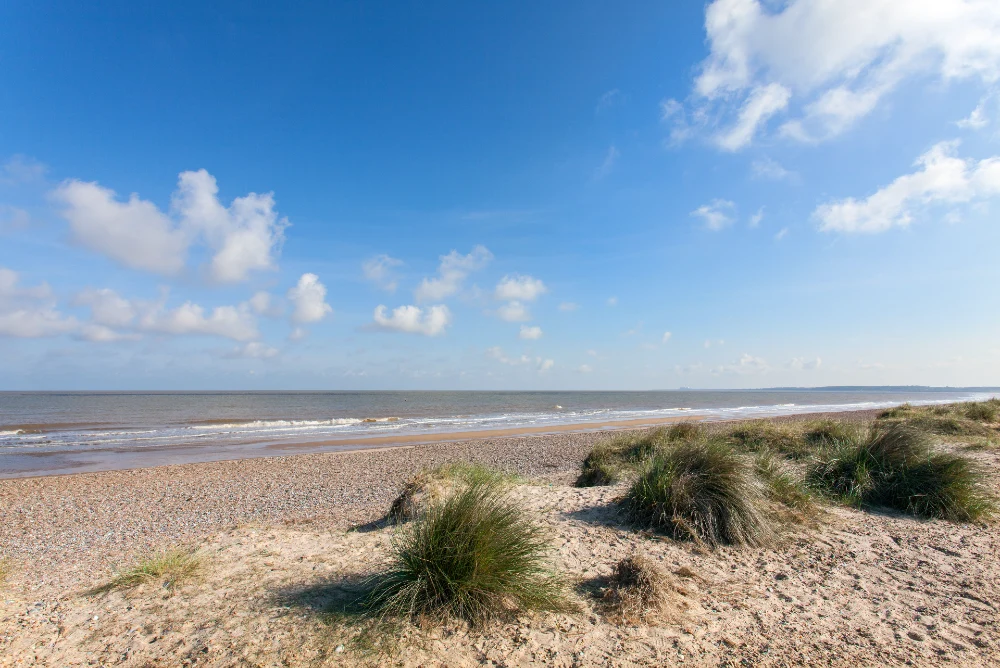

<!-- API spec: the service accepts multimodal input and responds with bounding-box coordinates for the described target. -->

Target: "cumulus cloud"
[691,199,736,230]
[73,288,135,328]
[0,268,76,338]
[228,341,279,359]
[814,141,1000,233]
[287,273,333,324]
[789,357,822,370]
[496,301,530,322]
[52,169,288,281]
[372,304,451,336]
[415,245,492,302]
[671,0,1000,149]
[495,274,547,302]
[363,254,403,292]
[138,301,258,341]
[713,353,770,375]
[519,325,543,340]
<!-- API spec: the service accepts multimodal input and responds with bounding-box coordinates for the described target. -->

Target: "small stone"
[335,645,344,653]
[908,631,925,642]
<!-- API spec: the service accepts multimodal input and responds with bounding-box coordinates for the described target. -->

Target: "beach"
[3,407,999,665]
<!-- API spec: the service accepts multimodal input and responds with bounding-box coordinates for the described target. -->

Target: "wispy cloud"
[692,199,736,231]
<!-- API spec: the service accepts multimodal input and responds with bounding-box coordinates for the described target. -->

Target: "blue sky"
[1,0,999,390]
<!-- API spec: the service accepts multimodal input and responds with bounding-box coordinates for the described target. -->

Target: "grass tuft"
[963,401,998,423]
[665,422,704,442]
[389,462,520,522]
[91,550,201,594]
[724,421,809,459]
[366,481,571,627]
[601,554,677,625]
[622,440,774,547]
[576,428,668,487]
[754,452,813,512]
[808,423,994,521]
[878,403,913,419]
[804,419,861,448]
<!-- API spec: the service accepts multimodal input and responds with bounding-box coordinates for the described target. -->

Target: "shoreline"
[2,409,885,480]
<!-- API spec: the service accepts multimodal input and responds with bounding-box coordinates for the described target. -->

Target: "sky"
[1,0,999,391]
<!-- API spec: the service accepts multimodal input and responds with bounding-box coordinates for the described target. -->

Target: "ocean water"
[1,389,996,477]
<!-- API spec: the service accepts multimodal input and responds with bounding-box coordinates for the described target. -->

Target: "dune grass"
[622,439,774,547]
[754,452,814,512]
[963,399,999,423]
[388,462,521,522]
[90,549,202,594]
[601,554,676,625]
[803,419,862,448]
[808,423,994,521]
[366,481,571,627]
[576,428,669,487]
[723,421,810,459]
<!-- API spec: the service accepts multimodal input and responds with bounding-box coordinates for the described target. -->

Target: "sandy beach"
[2,408,998,666]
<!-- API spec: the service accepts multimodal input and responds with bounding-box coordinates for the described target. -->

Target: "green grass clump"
[622,440,774,547]
[665,422,704,442]
[804,419,861,448]
[724,421,809,459]
[576,428,669,487]
[904,414,992,438]
[366,481,570,626]
[878,403,913,419]
[389,462,520,522]
[754,453,813,512]
[808,423,994,521]
[92,550,201,594]
[963,400,998,423]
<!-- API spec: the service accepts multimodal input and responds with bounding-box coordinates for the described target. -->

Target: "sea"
[1,388,997,478]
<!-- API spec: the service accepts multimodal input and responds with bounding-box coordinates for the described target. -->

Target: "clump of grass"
[724,421,809,459]
[366,481,570,626]
[389,462,520,522]
[904,414,992,438]
[963,401,998,423]
[601,554,678,625]
[754,452,813,512]
[665,421,704,442]
[808,423,994,521]
[804,419,861,448]
[91,550,201,594]
[622,440,774,547]
[576,428,668,487]
[878,403,913,419]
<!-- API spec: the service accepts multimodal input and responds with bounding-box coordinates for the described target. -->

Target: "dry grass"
[0,558,10,587]
[601,554,681,625]
[576,428,670,487]
[90,550,202,594]
[723,421,810,459]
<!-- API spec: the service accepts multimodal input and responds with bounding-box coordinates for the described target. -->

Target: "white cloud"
[595,145,620,179]
[73,288,135,328]
[606,296,618,307]
[587,349,598,357]
[53,180,189,275]
[363,254,404,292]
[957,95,993,129]
[749,207,764,227]
[77,324,140,343]
[52,169,288,282]
[373,304,451,336]
[0,268,76,338]
[661,331,672,344]
[715,83,791,151]
[0,205,31,232]
[775,227,789,240]
[287,273,333,324]
[495,274,547,302]
[497,300,530,322]
[676,0,1000,148]
[138,301,258,341]
[248,291,283,318]
[578,364,593,373]
[789,357,822,370]
[751,157,793,181]
[519,325,543,340]
[415,245,492,302]
[559,302,579,312]
[815,140,1000,233]
[538,359,554,373]
[486,346,554,373]
[714,353,770,375]
[692,199,736,230]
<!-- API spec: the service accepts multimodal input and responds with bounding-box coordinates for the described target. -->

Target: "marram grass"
[808,423,994,521]
[622,439,775,547]
[366,481,571,626]
[91,549,202,594]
